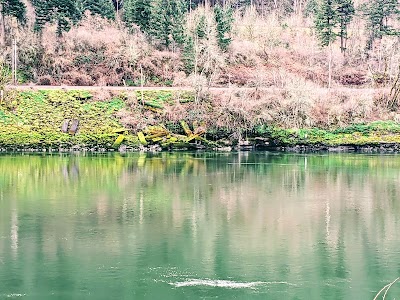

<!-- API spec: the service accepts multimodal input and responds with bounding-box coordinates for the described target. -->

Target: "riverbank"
[2,89,400,152]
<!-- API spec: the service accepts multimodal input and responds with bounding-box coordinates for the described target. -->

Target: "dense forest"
[0,0,399,89]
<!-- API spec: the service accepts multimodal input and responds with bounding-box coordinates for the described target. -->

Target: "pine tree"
[363,0,400,50]
[183,35,195,74]
[32,0,79,36]
[195,14,206,39]
[313,0,343,88]
[214,4,233,52]
[336,0,354,53]
[53,0,79,36]
[123,0,153,33]
[151,0,186,49]
[313,0,355,53]
[81,0,115,20]
[0,0,26,24]
[314,0,338,47]
[32,0,52,32]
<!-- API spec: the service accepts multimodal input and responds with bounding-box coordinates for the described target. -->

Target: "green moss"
[256,122,400,146]
[3,90,400,150]
[0,90,139,150]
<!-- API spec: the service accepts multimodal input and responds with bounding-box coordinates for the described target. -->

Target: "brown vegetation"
[1,4,400,133]
[0,5,398,90]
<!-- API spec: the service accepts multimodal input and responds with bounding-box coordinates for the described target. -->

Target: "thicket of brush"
[0,0,398,88]
[1,0,400,135]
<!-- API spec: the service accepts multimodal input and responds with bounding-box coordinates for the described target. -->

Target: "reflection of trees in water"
[61,157,80,181]
[1,153,400,297]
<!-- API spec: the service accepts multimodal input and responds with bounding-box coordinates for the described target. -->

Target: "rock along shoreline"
[2,142,400,154]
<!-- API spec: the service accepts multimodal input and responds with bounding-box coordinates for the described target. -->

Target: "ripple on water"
[168,279,296,289]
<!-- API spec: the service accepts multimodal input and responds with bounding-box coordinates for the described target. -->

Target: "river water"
[0,152,399,299]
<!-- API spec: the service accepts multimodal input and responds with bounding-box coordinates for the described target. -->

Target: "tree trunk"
[340,28,344,53]
[328,43,333,89]
[0,4,5,49]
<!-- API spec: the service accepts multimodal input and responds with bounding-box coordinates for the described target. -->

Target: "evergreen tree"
[0,0,26,24]
[314,0,338,47]
[214,4,233,52]
[183,35,195,74]
[363,0,400,50]
[195,14,206,39]
[80,0,115,20]
[32,0,79,36]
[313,0,354,87]
[313,0,355,53]
[32,0,52,32]
[151,0,186,49]
[123,0,153,33]
[336,0,354,53]
[53,0,79,36]
[304,0,318,17]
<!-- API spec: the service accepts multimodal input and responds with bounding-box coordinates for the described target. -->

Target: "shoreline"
[2,89,400,153]
[2,143,400,154]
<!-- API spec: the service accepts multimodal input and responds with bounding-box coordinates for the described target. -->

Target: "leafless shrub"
[37,75,54,86]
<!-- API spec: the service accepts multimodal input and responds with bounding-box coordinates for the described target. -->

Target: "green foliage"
[313,0,355,51]
[32,0,51,32]
[78,0,115,20]
[135,90,174,107]
[0,0,26,24]
[214,5,233,52]
[336,0,354,53]
[195,14,206,39]
[150,0,186,49]
[2,89,400,150]
[362,0,400,50]
[255,121,400,146]
[183,36,195,75]
[32,0,80,36]
[304,0,318,17]
[314,0,338,47]
[0,60,11,90]
[123,0,153,33]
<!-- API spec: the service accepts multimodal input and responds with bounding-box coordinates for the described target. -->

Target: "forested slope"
[0,0,398,89]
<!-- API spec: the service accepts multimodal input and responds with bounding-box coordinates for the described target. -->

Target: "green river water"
[0,152,400,300]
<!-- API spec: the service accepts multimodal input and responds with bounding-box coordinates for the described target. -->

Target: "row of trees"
[1,0,399,49]
[314,0,399,53]
[0,0,234,52]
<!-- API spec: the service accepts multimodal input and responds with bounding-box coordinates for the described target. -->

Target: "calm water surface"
[0,152,400,299]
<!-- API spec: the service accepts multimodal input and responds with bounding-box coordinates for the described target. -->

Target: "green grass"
[135,90,195,109]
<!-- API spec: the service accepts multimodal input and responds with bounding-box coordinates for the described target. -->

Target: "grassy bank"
[0,90,138,150]
[2,89,400,152]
